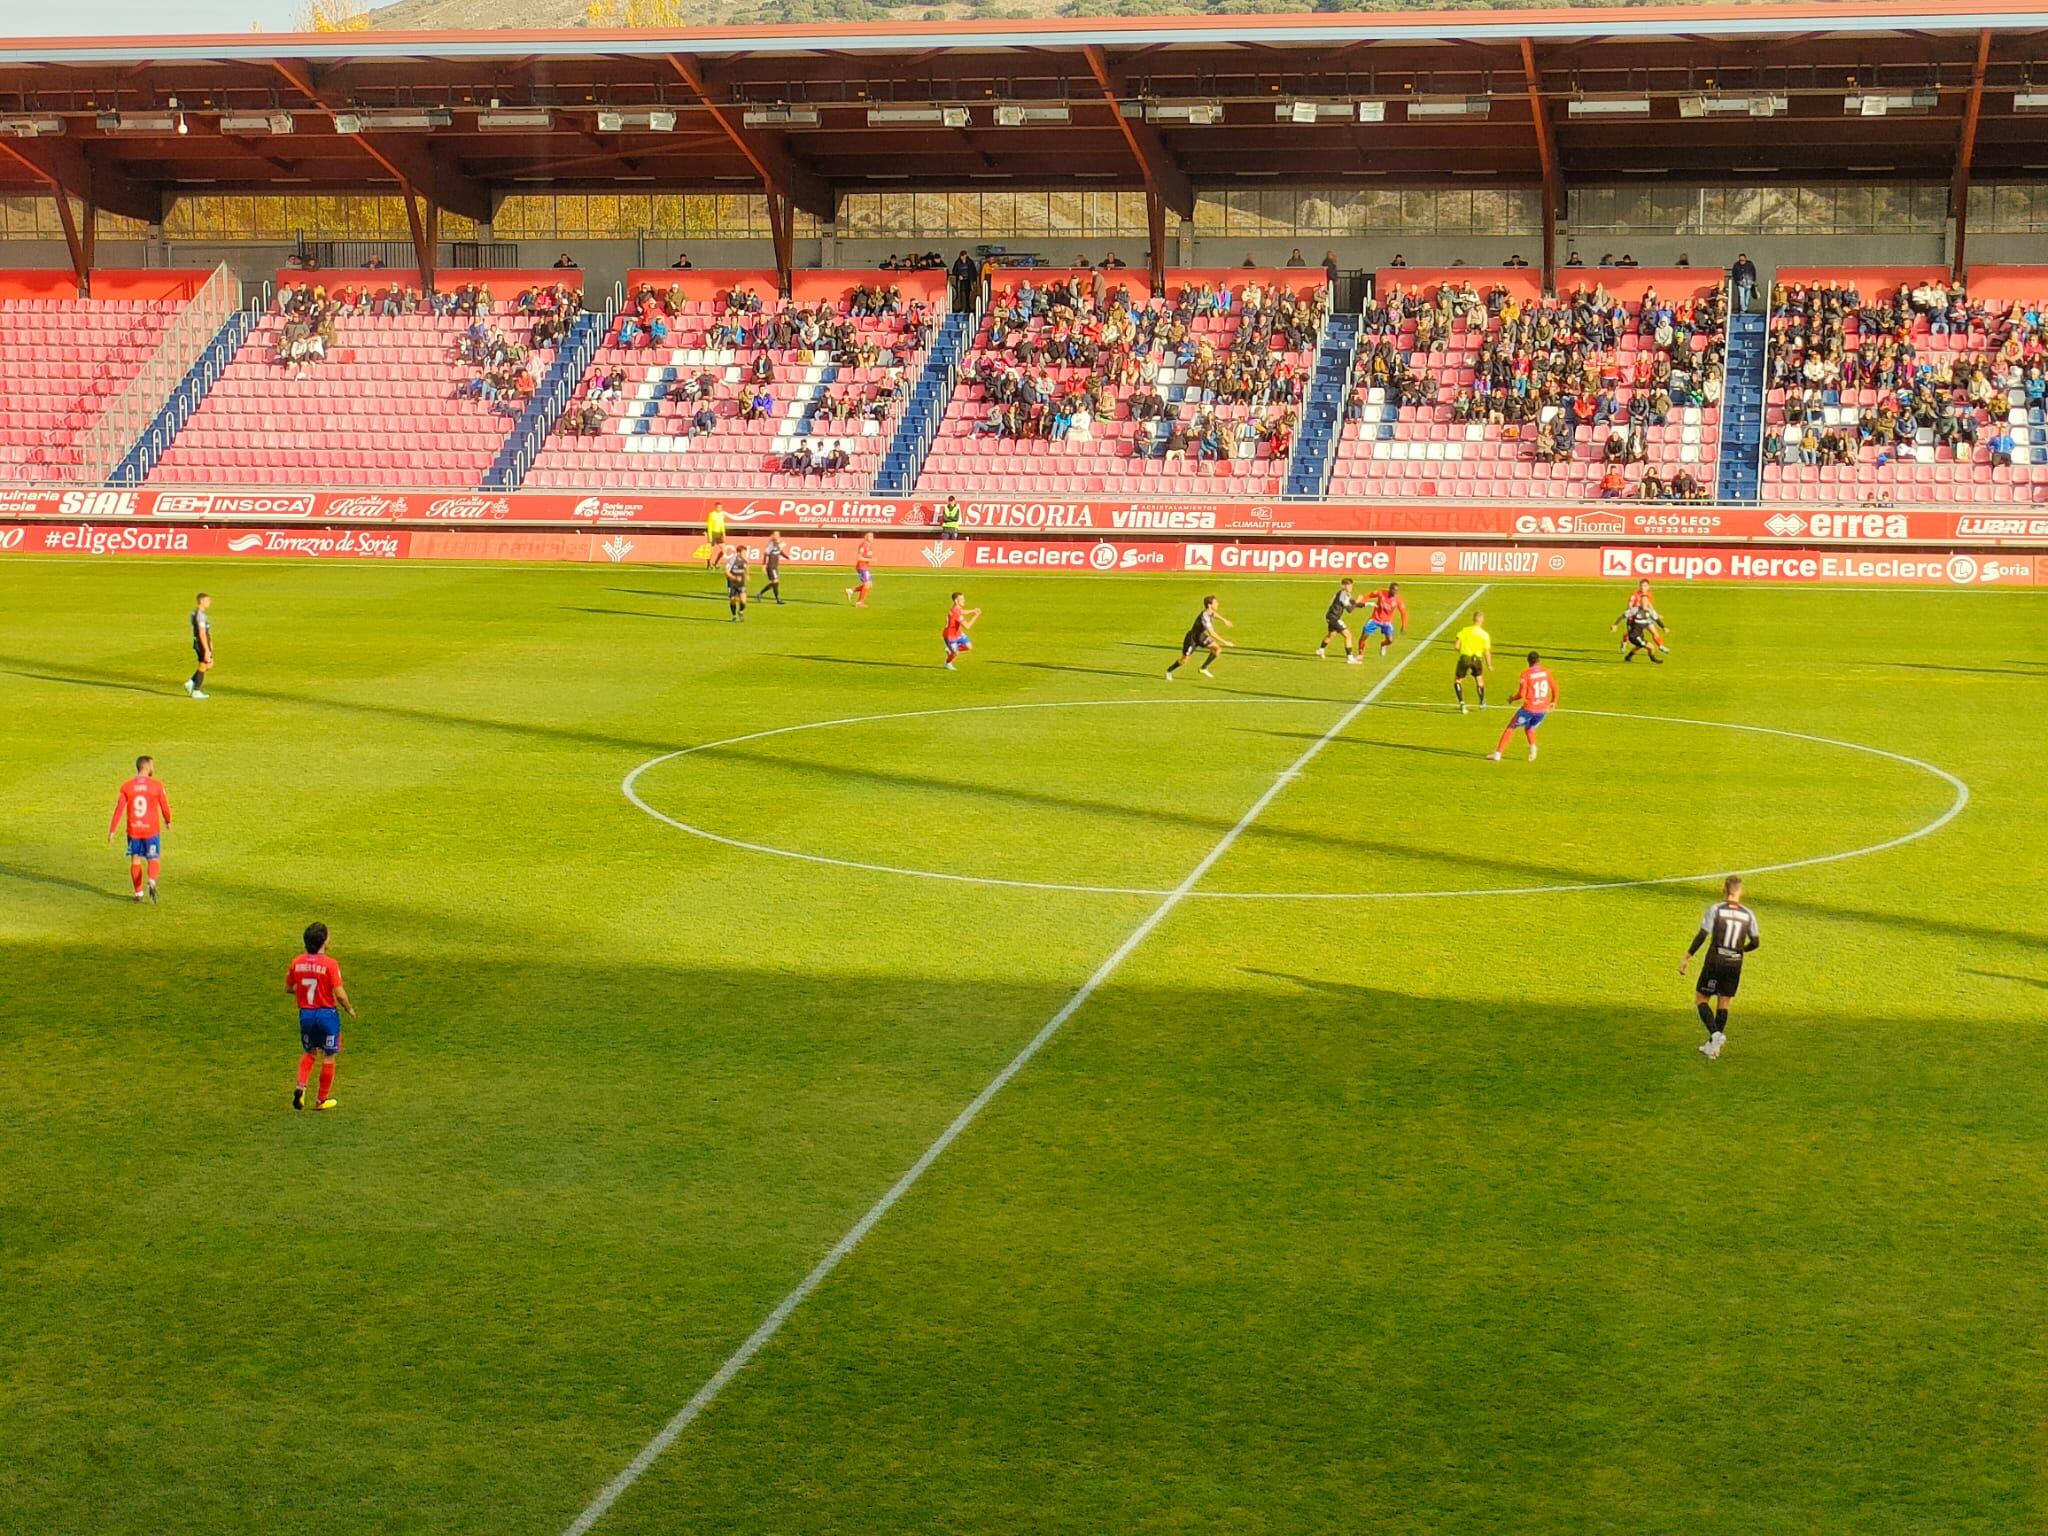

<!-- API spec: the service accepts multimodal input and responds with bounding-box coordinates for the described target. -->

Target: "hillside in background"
[367,0,1768,30]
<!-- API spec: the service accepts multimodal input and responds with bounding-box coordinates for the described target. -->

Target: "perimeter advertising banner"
[5,486,2047,547]
[3,523,2039,586]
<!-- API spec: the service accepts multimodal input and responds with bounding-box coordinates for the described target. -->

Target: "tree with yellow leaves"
[584,0,694,22]
[297,0,373,29]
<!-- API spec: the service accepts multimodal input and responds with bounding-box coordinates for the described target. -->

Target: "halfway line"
[560,585,1488,1535]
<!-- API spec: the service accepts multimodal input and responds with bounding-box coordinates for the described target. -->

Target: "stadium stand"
[1325,269,1727,502]
[1760,266,2048,504]
[0,273,199,483]
[522,270,940,492]
[915,269,1327,499]
[148,271,580,489]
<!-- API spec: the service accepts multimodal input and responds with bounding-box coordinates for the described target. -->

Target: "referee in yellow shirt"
[1452,610,1492,713]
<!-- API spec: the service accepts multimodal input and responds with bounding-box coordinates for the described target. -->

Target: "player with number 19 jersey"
[1490,653,1559,761]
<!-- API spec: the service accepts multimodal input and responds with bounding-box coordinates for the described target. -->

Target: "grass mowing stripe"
[560,584,1488,1536]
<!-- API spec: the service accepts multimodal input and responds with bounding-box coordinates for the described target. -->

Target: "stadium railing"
[62,266,238,485]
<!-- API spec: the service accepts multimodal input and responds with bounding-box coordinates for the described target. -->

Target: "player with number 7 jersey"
[288,922,357,1112]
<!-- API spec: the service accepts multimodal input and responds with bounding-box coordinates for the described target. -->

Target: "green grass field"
[3,556,2046,1535]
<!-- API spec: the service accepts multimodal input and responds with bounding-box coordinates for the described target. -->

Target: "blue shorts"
[299,1008,342,1054]
[945,633,972,653]
[126,835,160,860]
[1362,620,1395,640]
[856,565,871,583]
[1510,708,1550,732]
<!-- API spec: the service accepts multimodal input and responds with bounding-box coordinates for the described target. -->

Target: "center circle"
[623,698,1967,901]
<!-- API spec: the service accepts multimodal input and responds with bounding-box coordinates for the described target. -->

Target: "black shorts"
[1324,611,1349,632]
[727,577,746,596]
[192,641,209,664]
[1182,629,1214,653]
[1455,654,1485,678]
[1696,960,1742,999]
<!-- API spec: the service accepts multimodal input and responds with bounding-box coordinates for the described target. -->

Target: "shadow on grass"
[1247,729,1477,762]
[1864,658,2048,680]
[3,652,2024,952]
[989,658,1157,684]
[561,607,726,624]
[775,654,939,671]
[607,586,727,604]
[1963,968,2048,991]
[3,668,171,697]
[0,862,134,902]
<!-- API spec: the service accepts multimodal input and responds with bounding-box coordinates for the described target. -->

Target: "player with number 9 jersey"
[108,755,172,902]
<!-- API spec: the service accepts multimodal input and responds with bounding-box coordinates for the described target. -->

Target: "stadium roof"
[0,1,2042,279]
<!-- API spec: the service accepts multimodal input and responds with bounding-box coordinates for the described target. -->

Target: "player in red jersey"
[1359,582,1409,658]
[1489,652,1560,761]
[288,921,357,1111]
[942,591,981,670]
[107,755,172,902]
[845,534,875,608]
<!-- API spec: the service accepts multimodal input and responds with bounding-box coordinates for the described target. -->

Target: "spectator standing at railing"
[1731,253,1757,314]
[938,494,965,539]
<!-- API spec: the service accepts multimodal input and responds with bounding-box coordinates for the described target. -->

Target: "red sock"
[1495,729,1513,753]
[317,1061,335,1101]
[297,1053,315,1088]
[146,858,161,884]
[130,862,144,892]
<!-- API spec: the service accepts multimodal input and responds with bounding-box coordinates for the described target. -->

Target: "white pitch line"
[623,695,1320,897]
[626,699,1970,903]
[562,585,1488,1535]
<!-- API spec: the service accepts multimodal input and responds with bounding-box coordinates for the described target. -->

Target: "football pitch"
[4,556,2047,1534]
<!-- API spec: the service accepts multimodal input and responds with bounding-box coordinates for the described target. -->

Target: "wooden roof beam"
[268,58,493,223]
[0,134,160,225]
[667,52,834,220]
[1949,27,1992,277]
[1081,44,1194,220]
[1521,38,1562,293]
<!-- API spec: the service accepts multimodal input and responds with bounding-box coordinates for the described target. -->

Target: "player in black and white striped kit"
[1679,875,1760,1060]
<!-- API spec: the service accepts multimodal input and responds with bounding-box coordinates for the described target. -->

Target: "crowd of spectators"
[555,286,929,471]
[269,280,575,410]
[959,275,1325,463]
[454,316,537,413]
[1347,279,1726,499]
[611,283,932,369]
[1766,279,2047,470]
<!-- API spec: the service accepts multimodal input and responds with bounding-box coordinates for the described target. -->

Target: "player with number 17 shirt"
[1681,875,1761,1060]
